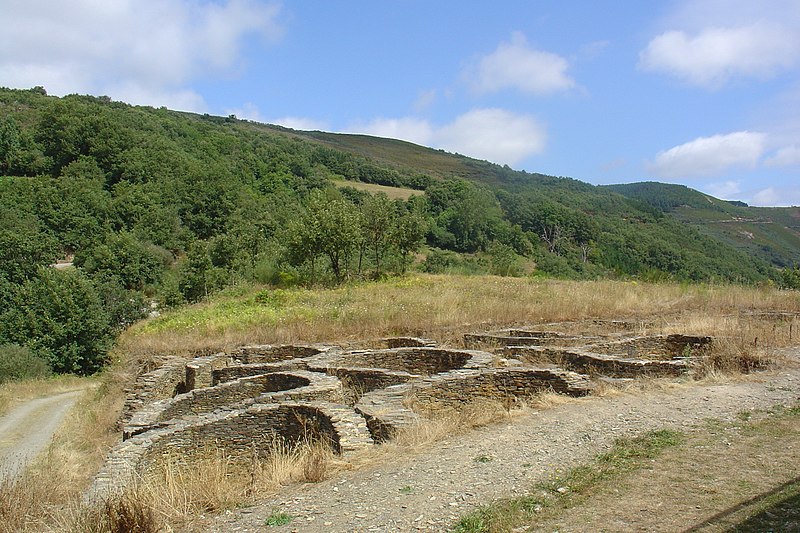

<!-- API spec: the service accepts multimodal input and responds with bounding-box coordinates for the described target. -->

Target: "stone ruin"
[88,322,713,499]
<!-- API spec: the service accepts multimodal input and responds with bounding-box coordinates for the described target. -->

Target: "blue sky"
[2,1,799,206]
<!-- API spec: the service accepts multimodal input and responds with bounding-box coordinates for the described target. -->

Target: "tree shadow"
[683,476,800,532]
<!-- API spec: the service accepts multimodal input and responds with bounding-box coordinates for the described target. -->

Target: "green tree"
[75,231,167,290]
[487,241,520,276]
[391,210,427,274]
[309,191,361,283]
[781,265,800,290]
[177,241,227,302]
[0,268,113,375]
[0,344,51,384]
[0,115,21,174]
[361,193,395,277]
[0,209,58,284]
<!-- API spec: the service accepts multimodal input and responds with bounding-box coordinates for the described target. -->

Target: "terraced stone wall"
[506,346,687,377]
[121,357,188,423]
[588,334,712,359]
[212,360,302,385]
[326,348,479,376]
[144,404,344,460]
[355,367,593,442]
[233,345,326,364]
[159,373,313,421]
[409,368,592,411]
[323,367,417,395]
[185,354,230,391]
[464,332,600,348]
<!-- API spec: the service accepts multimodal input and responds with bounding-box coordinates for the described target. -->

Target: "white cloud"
[466,32,574,95]
[745,185,800,207]
[640,1,800,88]
[270,116,330,131]
[110,82,206,113]
[434,109,546,165]
[224,102,264,122]
[413,89,438,113]
[649,131,767,179]
[640,23,799,88]
[765,145,800,167]
[350,118,434,145]
[705,180,742,199]
[751,187,780,206]
[0,0,282,111]
[347,108,546,167]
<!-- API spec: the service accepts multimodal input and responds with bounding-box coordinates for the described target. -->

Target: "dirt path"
[209,352,800,533]
[0,390,82,482]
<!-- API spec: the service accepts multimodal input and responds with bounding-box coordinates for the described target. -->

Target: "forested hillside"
[607,182,800,269]
[0,87,792,377]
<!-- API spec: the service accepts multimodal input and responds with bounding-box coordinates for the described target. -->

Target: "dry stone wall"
[93,328,712,500]
[355,367,593,442]
[505,346,689,378]
[588,334,712,359]
[89,401,372,501]
[322,347,491,376]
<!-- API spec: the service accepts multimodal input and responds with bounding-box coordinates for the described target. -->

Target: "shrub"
[0,268,113,375]
[0,344,51,384]
[422,248,461,274]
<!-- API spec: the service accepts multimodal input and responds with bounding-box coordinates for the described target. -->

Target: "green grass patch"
[133,275,437,337]
[453,429,684,533]
[333,178,422,200]
[264,510,292,526]
[135,286,317,335]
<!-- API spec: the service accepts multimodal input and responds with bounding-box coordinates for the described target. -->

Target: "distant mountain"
[0,87,790,288]
[607,182,800,268]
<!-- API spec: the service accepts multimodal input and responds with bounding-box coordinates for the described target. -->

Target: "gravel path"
[209,351,800,533]
[0,390,82,482]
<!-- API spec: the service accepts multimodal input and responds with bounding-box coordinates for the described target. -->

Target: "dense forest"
[0,87,796,380]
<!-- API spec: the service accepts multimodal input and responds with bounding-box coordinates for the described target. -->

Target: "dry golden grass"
[4,275,798,531]
[392,398,510,449]
[119,275,800,362]
[332,179,421,200]
[0,369,130,532]
[0,438,338,532]
[82,439,337,531]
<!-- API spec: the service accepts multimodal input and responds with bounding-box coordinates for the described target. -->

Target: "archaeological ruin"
[88,321,715,499]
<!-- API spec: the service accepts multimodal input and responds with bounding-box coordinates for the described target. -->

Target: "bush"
[781,266,800,290]
[0,344,51,384]
[533,251,580,279]
[0,268,113,375]
[422,248,461,274]
[486,241,522,277]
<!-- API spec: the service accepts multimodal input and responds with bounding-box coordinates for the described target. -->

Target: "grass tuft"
[264,509,292,526]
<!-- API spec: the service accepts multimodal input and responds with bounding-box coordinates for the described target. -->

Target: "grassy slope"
[120,274,800,361]
[283,128,800,270]
[333,179,421,200]
[264,126,561,189]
